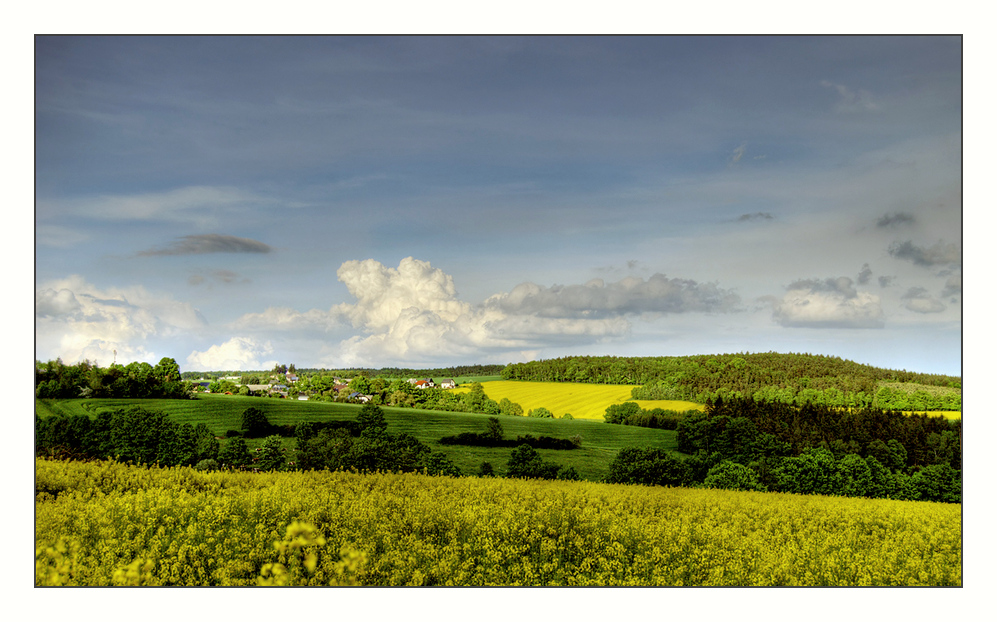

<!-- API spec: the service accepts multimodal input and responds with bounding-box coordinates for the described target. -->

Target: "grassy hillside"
[454,380,702,420]
[35,395,679,481]
[35,458,962,586]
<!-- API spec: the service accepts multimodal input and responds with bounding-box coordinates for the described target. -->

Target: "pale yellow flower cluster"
[35,458,961,586]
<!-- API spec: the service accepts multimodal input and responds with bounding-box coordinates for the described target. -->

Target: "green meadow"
[35,395,678,481]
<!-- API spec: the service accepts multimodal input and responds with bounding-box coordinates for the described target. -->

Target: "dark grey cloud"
[878,276,895,288]
[901,287,946,314]
[139,234,273,256]
[737,212,774,222]
[876,212,916,228]
[942,273,962,298]
[785,277,859,297]
[858,263,873,285]
[773,277,884,329]
[488,274,741,319]
[888,240,960,267]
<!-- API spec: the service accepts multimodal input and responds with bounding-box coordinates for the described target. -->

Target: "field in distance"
[454,380,702,420]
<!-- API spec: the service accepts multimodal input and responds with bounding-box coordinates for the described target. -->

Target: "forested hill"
[501,353,961,411]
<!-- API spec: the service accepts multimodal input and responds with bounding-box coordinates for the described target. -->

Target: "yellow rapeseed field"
[457,380,702,420]
[35,458,961,586]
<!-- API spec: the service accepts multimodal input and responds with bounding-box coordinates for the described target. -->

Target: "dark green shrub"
[703,460,766,492]
[240,407,272,438]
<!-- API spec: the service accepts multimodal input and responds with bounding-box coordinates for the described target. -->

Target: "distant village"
[190,371,458,403]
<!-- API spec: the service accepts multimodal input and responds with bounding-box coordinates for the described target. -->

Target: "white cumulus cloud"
[35,275,207,364]
[186,337,278,371]
[772,277,884,329]
[229,257,741,367]
[901,287,946,314]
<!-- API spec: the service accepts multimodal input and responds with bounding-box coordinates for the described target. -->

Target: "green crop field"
[454,380,703,420]
[35,395,679,481]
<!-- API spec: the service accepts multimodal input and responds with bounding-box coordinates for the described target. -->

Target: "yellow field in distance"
[456,380,703,420]
[905,411,961,420]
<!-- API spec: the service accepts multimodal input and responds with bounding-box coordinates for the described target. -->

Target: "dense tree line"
[36,407,218,468]
[36,358,192,399]
[502,353,960,410]
[36,403,461,477]
[605,396,961,503]
[679,397,961,469]
[604,402,698,430]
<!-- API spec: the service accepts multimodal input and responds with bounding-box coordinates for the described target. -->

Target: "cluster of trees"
[603,402,698,429]
[438,417,581,450]
[606,396,961,503]
[293,404,460,476]
[35,407,218,468]
[36,358,191,400]
[502,353,960,410]
[502,445,579,481]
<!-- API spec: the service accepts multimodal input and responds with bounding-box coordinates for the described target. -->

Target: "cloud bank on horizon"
[35,36,962,375]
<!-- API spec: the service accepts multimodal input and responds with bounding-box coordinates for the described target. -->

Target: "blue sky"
[34,36,962,374]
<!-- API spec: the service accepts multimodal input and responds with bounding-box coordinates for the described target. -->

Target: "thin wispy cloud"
[52,186,269,224]
[188,270,247,286]
[729,143,747,166]
[821,80,879,112]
